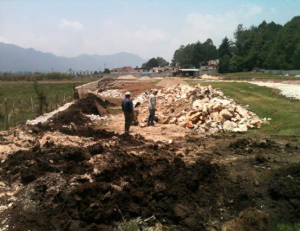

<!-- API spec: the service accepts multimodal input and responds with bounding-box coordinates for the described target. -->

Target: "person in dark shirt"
[121,92,134,133]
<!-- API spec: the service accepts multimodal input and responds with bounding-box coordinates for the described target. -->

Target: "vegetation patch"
[188,81,300,136]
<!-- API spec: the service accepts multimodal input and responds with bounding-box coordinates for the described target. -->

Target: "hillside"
[0,42,147,72]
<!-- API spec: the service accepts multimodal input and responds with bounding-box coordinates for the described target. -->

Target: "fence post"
[63,94,66,104]
[73,84,76,100]
[18,97,25,123]
[30,97,35,116]
[4,98,8,130]
[55,94,58,109]
[12,101,16,127]
[50,96,53,111]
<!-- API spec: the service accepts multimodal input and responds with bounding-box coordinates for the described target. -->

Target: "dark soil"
[29,94,117,134]
[1,129,300,230]
[69,93,115,115]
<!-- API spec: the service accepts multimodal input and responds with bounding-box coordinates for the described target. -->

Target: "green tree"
[218,37,232,73]
[229,56,245,72]
[219,54,231,73]
[104,68,110,73]
[142,58,159,69]
[156,57,169,67]
[171,39,218,68]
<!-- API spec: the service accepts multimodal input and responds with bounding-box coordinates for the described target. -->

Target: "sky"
[0,0,299,61]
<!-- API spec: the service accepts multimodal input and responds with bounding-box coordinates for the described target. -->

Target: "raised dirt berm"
[75,80,101,99]
[156,77,188,88]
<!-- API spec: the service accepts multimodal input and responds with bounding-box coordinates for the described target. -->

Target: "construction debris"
[98,89,123,98]
[26,102,74,125]
[139,84,268,133]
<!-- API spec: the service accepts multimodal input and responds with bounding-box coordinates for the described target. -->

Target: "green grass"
[215,72,300,81]
[276,223,300,231]
[0,80,93,130]
[188,81,300,136]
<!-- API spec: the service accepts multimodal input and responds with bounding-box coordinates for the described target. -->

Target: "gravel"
[251,82,300,100]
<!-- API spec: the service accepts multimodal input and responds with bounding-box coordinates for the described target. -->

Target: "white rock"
[233,124,248,132]
[223,121,238,131]
[236,105,249,118]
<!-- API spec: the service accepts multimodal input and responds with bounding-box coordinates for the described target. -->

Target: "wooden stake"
[18,97,25,123]
[73,84,76,100]
[50,96,53,111]
[4,98,8,130]
[12,101,16,127]
[30,97,35,116]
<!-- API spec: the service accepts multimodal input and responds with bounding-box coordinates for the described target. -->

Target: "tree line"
[171,16,300,73]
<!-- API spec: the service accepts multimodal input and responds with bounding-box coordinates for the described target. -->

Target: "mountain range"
[0,42,147,72]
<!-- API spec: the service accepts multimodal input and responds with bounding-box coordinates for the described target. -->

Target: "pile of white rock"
[98,90,123,98]
[140,84,269,133]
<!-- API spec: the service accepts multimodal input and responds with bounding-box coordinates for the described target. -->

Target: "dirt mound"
[268,163,300,222]
[156,77,187,88]
[139,77,153,81]
[29,94,116,133]
[70,93,114,115]
[0,129,230,231]
[117,75,137,80]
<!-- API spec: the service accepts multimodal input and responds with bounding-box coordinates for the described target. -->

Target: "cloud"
[0,36,10,43]
[183,3,263,46]
[184,12,238,45]
[244,4,262,17]
[81,21,172,60]
[126,26,168,42]
[271,7,276,13]
[59,19,84,30]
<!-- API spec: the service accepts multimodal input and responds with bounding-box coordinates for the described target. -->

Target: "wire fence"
[0,90,76,131]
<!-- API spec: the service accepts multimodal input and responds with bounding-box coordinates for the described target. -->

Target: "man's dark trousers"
[124,111,132,132]
[148,109,155,125]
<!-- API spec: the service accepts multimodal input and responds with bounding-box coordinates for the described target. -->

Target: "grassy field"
[0,80,97,130]
[215,72,300,81]
[188,81,300,136]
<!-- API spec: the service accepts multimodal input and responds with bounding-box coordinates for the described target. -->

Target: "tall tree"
[218,37,232,73]
[156,57,169,67]
[142,58,159,69]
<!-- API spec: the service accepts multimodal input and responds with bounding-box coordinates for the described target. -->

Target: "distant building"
[200,59,219,70]
[134,67,148,73]
[152,66,177,73]
[179,69,200,77]
[208,59,219,65]
[112,66,134,74]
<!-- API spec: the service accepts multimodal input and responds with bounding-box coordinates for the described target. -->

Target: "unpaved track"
[251,81,300,100]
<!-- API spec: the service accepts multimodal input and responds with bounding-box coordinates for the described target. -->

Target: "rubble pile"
[140,84,268,133]
[98,89,123,98]
[85,114,109,122]
[26,102,74,125]
[133,92,149,105]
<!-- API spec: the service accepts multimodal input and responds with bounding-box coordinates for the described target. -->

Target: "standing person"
[148,89,158,126]
[121,92,133,133]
